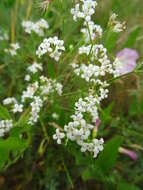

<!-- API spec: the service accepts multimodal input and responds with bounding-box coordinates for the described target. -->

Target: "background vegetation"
[0,0,143,189]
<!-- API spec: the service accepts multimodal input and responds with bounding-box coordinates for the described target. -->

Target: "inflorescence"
[1,0,127,159]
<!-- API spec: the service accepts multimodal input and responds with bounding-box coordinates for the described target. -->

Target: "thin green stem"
[62,159,74,189]
[40,118,49,141]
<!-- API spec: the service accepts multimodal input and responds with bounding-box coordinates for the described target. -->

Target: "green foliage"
[0,105,11,120]
[0,127,30,170]
[0,0,142,189]
[82,136,123,181]
[123,27,141,48]
[103,29,119,53]
[1,0,16,8]
[117,182,141,190]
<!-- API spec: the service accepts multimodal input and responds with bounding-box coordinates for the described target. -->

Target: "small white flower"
[22,19,49,36]
[12,104,23,113]
[4,42,20,56]
[22,82,39,102]
[36,36,65,61]
[3,97,17,105]
[81,21,103,42]
[28,96,43,125]
[71,0,97,22]
[108,13,126,33]
[52,113,59,120]
[53,129,65,144]
[24,74,31,81]
[27,62,43,74]
[0,119,13,137]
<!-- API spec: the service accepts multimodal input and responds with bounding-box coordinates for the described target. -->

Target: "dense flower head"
[3,97,17,105]
[53,129,65,144]
[36,36,65,61]
[22,19,49,36]
[71,0,97,21]
[27,62,43,74]
[81,21,103,42]
[108,13,126,33]
[28,96,43,125]
[12,104,23,113]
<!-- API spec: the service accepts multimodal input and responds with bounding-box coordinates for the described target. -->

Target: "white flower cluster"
[75,44,119,81]
[3,97,17,105]
[52,0,125,158]
[3,59,63,126]
[4,43,20,56]
[75,43,122,80]
[71,0,97,22]
[112,58,123,77]
[79,44,110,64]
[40,76,63,97]
[24,62,43,82]
[21,72,63,125]
[27,62,43,74]
[36,36,65,61]
[22,19,49,36]
[25,74,31,82]
[3,97,23,114]
[12,104,23,113]
[28,96,43,125]
[1,13,64,138]
[0,120,13,137]
[25,78,62,125]
[108,13,126,33]
[22,82,39,102]
[64,95,104,158]
[53,129,65,144]
[0,0,126,161]
[71,0,102,43]
[81,21,103,42]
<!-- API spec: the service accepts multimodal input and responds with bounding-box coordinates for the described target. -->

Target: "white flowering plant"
[0,0,143,189]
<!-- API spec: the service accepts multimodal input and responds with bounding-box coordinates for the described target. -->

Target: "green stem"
[40,118,49,141]
[62,159,74,189]
[107,71,135,84]
[86,21,94,60]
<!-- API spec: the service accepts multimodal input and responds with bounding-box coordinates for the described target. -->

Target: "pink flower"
[119,147,138,161]
[94,119,101,133]
[116,48,139,75]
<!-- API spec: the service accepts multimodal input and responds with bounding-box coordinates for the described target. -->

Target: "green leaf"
[82,136,123,180]
[0,105,11,120]
[68,143,93,166]
[0,126,30,171]
[82,164,105,181]
[129,96,138,116]
[123,27,140,48]
[0,137,26,170]
[96,136,123,174]
[100,103,114,125]
[2,0,16,8]
[103,30,118,52]
[117,182,141,190]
